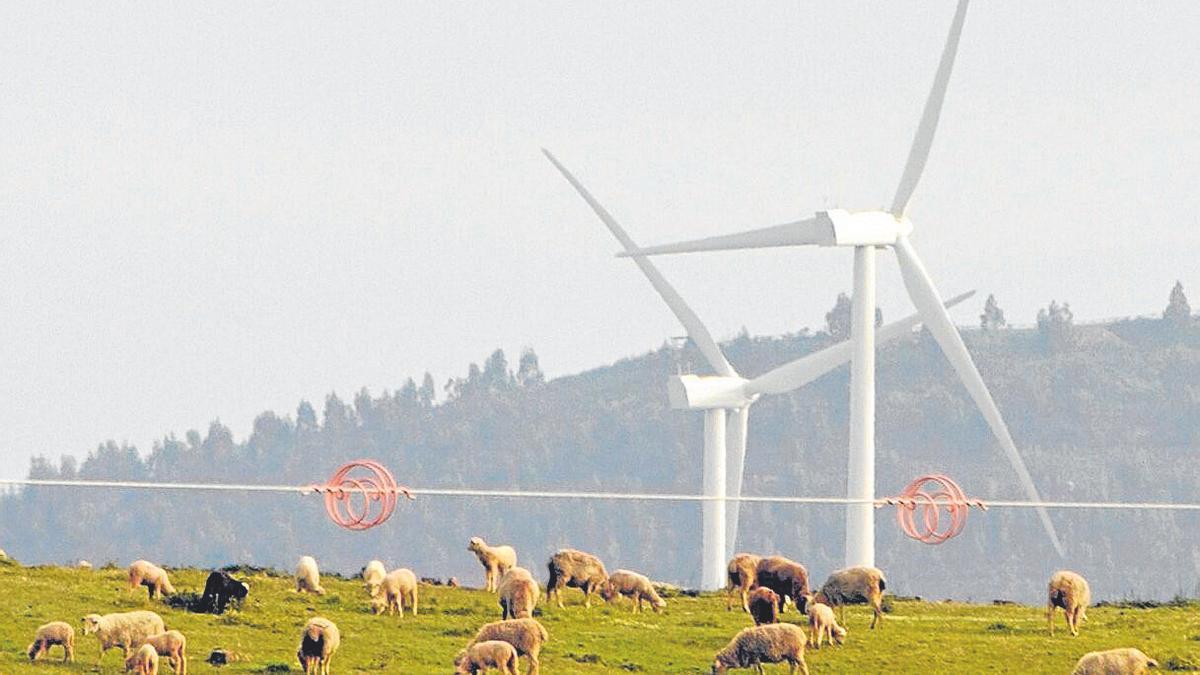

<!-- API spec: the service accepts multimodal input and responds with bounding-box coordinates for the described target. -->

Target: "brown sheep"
[468,537,517,592]
[127,560,176,599]
[754,556,811,614]
[726,553,761,612]
[141,630,187,675]
[816,565,887,629]
[711,623,809,675]
[497,567,540,619]
[600,569,666,613]
[1072,647,1158,674]
[27,621,74,663]
[1048,570,1091,637]
[467,618,549,675]
[748,587,780,626]
[454,640,519,674]
[547,548,608,608]
[125,643,159,675]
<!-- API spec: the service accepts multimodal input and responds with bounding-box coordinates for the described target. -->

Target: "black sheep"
[201,570,249,614]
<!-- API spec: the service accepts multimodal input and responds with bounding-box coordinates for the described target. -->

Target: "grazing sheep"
[726,553,761,612]
[82,611,166,666]
[817,566,887,629]
[141,630,187,675]
[711,623,809,675]
[78,560,93,571]
[1071,648,1158,674]
[601,569,666,613]
[372,567,419,617]
[467,618,549,675]
[803,596,847,648]
[748,587,780,626]
[497,567,540,619]
[546,548,608,608]
[362,560,387,595]
[27,621,75,663]
[125,643,159,675]
[454,640,519,675]
[1048,570,1091,637]
[297,617,340,675]
[128,560,176,599]
[201,571,249,614]
[0,548,7,560]
[754,556,811,614]
[294,556,326,595]
[468,537,517,592]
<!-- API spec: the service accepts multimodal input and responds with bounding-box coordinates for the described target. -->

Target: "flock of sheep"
[19,545,1160,674]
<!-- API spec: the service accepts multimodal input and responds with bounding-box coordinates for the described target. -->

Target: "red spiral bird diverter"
[305,460,413,530]
[881,474,986,544]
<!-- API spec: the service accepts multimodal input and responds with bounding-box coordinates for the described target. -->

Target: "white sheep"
[362,559,387,595]
[803,596,847,649]
[467,618,549,675]
[468,537,517,592]
[141,630,187,675]
[82,610,166,666]
[712,623,809,675]
[370,568,418,617]
[294,555,326,595]
[1071,647,1158,674]
[816,566,887,629]
[1048,570,1091,637]
[297,617,340,675]
[454,640,519,674]
[128,560,176,599]
[27,621,75,663]
[497,567,540,619]
[125,642,160,675]
[78,559,93,571]
[601,569,666,613]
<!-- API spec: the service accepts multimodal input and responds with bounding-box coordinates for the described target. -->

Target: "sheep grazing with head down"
[816,565,887,629]
[294,556,326,595]
[466,618,549,675]
[141,630,187,675]
[712,623,809,675]
[803,595,847,648]
[297,617,340,675]
[497,566,540,619]
[454,640,519,675]
[1048,570,1091,637]
[125,643,159,675]
[27,621,75,663]
[748,587,780,626]
[82,610,166,666]
[547,548,608,608]
[78,560,93,571]
[468,537,517,592]
[601,569,666,613]
[128,560,176,599]
[370,567,418,617]
[362,559,387,596]
[726,553,761,612]
[1071,647,1158,674]
[754,556,811,615]
[201,571,249,615]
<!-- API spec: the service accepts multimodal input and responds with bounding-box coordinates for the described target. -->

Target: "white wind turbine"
[617,0,1064,567]
[545,149,975,589]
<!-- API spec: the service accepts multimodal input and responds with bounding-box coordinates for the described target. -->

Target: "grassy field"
[1,558,1198,673]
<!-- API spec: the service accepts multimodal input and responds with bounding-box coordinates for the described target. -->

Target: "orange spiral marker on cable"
[304,460,413,530]
[880,474,987,544]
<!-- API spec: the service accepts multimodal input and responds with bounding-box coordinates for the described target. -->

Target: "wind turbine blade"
[615,217,829,258]
[743,289,975,397]
[890,0,970,216]
[544,149,737,377]
[893,236,1064,556]
[725,404,750,559]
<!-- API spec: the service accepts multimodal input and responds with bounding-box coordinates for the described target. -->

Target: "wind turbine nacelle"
[667,375,751,410]
[819,209,913,247]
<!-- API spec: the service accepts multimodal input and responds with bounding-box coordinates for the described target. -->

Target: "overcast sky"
[1,2,1197,479]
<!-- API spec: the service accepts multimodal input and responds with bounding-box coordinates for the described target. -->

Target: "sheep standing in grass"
[1071,647,1158,674]
[294,556,326,595]
[726,553,761,612]
[454,640,519,675]
[27,621,74,663]
[754,556,811,614]
[711,623,809,675]
[816,565,887,629]
[78,560,93,571]
[141,630,187,675]
[297,617,340,675]
[128,560,176,599]
[467,618,549,675]
[125,643,159,675]
[803,595,847,648]
[546,548,608,608]
[1048,570,1091,637]
[468,537,517,592]
[748,587,780,626]
[370,568,418,617]
[362,559,386,596]
[601,569,666,613]
[82,611,166,666]
[497,567,540,619]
